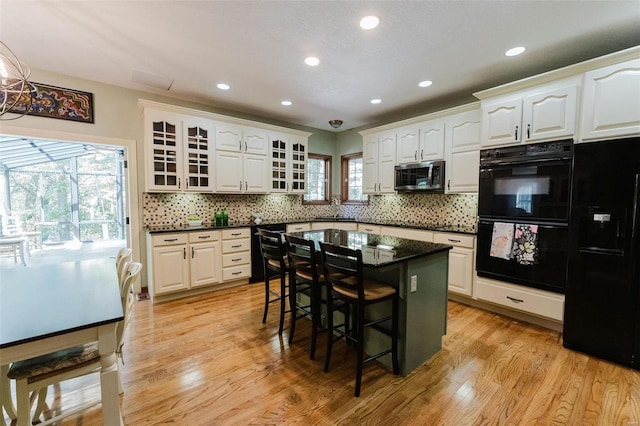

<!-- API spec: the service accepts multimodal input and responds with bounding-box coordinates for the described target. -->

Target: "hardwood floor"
[5,281,639,425]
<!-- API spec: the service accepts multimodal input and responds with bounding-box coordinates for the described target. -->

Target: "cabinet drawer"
[222,251,251,267]
[222,228,250,240]
[222,238,251,253]
[433,232,475,248]
[358,224,380,234]
[287,223,311,232]
[475,278,564,321]
[151,233,188,246]
[188,230,220,243]
[381,226,434,242]
[223,264,251,281]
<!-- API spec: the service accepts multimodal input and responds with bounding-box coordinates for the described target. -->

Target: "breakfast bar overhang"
[285,229,452,376]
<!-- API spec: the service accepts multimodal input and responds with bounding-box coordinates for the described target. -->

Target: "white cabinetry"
[396,121,445,164]
[269,134,308,194]
[358,223,381,234]
[481,79,579,147]
[215,124,269,193]
[444,108,481,193]
[433,232,475,296]
[380,226,434,242]
[221,228,251,281]
[363,131,396,194]
[144,110,215,193]
[311,222,357,231]
[580,58,640,141]
[287,223,311,232]
[475,276,564,321]
[149,230,222,299]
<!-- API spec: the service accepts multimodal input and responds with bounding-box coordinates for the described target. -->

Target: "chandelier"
[0,41,34,120]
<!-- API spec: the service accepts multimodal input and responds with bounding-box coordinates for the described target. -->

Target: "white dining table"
[0,259,124,426]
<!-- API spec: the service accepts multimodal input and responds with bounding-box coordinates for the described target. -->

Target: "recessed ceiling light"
[370,99,382,104]
[217,83,230,90]
[418,80,433,88]
[281,100,292,106]
[360,15,379,30]
[304,56,320,66]
[505,46,526,57]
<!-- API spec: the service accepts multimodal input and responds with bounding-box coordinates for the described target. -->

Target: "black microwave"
[394,161,445,192]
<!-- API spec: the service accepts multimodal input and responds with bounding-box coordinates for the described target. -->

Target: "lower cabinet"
[311,221,357,230]
[221,228,251,281]
[287,222,311,232]
[433,232,475,296]
[148,228,250,301]
[474,276,565,321]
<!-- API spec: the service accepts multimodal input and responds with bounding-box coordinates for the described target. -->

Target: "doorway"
[0,136,130,268]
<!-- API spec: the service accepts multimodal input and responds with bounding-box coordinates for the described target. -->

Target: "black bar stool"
[320,242,399,397]
[284,234,323,358]
[258,228,290,335]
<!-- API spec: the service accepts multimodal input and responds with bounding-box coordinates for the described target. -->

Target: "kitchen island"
[286,228,452,376]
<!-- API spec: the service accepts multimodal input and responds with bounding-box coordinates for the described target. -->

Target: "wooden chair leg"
[392,293,400,375]
[288,277,297,344]
[354,304,365,397]
[262,271,270,324]
[278,273,286,335]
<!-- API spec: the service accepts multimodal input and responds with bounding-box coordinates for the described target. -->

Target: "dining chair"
[6,262,142,425]
[115,247,133,291]
[284,234,322,357]
[258,228,290,335]
[319,242,399,397]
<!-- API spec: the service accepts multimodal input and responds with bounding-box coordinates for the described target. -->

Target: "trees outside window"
[304,153,331,205]
[341,153,368,204]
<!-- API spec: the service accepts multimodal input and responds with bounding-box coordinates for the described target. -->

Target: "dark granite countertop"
[146,218,476,235]
[286,229,452,267]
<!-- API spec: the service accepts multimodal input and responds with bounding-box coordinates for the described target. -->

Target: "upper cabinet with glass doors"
[269,134,308,194]
[144,109,215,193]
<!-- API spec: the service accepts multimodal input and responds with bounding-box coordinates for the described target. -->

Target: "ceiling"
[1,1,639,132]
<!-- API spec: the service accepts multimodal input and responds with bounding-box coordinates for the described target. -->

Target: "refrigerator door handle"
[632,174,639,240]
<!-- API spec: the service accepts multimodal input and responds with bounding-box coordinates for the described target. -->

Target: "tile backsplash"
[143,192,478,229]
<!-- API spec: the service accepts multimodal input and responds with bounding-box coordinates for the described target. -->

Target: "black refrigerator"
[563,137,640,370]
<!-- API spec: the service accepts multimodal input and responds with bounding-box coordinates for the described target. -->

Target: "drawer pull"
[232,258,242,262]
[506,296,524,304]
[198,235,211,239]
[231,232,241,236]
[448,238,461,243]
[164,238,178,242]
[365,228,373,231]
[232,271,242,275]
[231,244,242,248]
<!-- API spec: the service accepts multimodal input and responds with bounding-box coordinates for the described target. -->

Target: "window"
[341,153,368,204]
[304,153,331,204]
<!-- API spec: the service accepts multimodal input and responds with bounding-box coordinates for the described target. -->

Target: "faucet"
[332,198,341,218]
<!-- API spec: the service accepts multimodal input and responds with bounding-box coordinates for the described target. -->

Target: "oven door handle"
[478,219,568,228]
[480,155,572,167]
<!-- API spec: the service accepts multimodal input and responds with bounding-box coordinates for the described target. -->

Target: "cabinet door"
[289,136,307,194]
[146,113,182,192]
[183,118,215,192]
[447,150,479,193]
[215,150,243,192]
[244,154,269,193]
[581,59,640,140]
[523,85,578,142]
[152,245,189,294]
[363,134,378,164]
[447,247,474,296]
[481,98,523,147]
[243,127,268,155]
[215,123,243,152]
[269,135,288,193]
[448,109,481,152]
[190,241,221,288]
[363,160,378,194]
[378,132,397,193]
[420,120,445,161]
[396,126,420,164]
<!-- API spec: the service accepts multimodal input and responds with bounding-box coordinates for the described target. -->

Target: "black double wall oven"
[475,140,573,294]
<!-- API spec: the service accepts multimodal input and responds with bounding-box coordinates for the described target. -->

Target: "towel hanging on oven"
[490,222,514,260]
[512,224,539,265]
